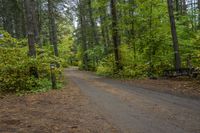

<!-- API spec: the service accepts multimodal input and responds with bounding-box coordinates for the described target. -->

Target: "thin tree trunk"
[111,0,122,71]
[48,0,58,57]
[198,0,200,28]
[35,0,42,48]
[167,0,181,70]
[182,0,187,14]
[88,0,99,46]
[21,1,27,38]
[100,14,108,54]
[80,15,89,70]
[78,0,88,70]
[88,0,99,68]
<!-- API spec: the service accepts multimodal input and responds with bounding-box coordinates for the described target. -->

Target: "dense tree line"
[75,0,200,77]
[0,0,200,93]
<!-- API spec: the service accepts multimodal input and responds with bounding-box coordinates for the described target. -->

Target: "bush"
[96,54,115,76]
[0,31,63,94]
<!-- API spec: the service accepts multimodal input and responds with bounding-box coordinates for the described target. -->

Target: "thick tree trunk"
[167,0,181,70]
[24,0,38,78]
[25,0,36,57]
[48,0,59,57]
[110,0,122,71]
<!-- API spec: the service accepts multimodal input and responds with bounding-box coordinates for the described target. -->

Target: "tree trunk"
[88,0,99,46]
[110,0,122,71]
[198,0,200,28]
[21,1,27,38]
[182,0,187,14]
[48,0,58,57]
[35,0,42,48]
[100,14,108,54]
[24,0,38,78]
[80,15,89,70]
[175,0,179,13]
[31,0,40,48]
[88,0,99,68]
[78,0,88,70]
[167,0,181,70]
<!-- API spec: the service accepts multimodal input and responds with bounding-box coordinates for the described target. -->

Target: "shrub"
[0,31,63,94]
[96,54,115,76]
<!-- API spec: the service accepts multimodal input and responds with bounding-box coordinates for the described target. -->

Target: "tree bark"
[167,0,181,70]
[25,0,37,57]
[198,0,200,28]
[182,0,187,14]
[48,0,59,57]
[88,0,99,46]
[78,0,88,70]
[24,0,38,78]
[110,0,122,71]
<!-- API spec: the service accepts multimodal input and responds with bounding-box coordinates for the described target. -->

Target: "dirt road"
[67,68,200,133]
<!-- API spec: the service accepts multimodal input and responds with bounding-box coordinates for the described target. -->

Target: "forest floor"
[0,80,118,132]
[0,68,200,133]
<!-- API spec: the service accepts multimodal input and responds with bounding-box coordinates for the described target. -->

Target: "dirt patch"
[0,81,118,133]
[119,77,200,99]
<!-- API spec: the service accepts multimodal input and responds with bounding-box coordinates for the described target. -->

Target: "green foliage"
[76,0,200,79]
[0,31,63,94]
[59,36,76,67]
[96,54,115,76]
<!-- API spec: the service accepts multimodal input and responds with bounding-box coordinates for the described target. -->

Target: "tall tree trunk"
[14,10,21,38]
[175,0,179,13]
[88,0,99,46]
[100,14,108,54]
[198,0,200,28]
[25,0,36,57]
[35,0,42,48]
[48,0,58,57]
[2,0,14,36]
[129,0,136,59]
[80,15,89,70]
[167,0,181,70]
[32,0,40,48]
[24,0,38,78]
[79,1,88,70]
[88,0,99,68]
[182,0,187,14]
[101,6,111,54]
[110,0,122,71]
[21,1,27,38]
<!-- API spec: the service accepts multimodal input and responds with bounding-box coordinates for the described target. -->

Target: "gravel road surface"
[67,68,200,133]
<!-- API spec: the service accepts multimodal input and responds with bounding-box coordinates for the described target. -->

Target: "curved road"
[66,68,200,133]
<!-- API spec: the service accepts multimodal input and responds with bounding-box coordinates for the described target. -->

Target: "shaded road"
[66,68,200,133]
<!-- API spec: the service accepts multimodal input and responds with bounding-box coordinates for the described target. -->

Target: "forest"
[0,0,200,93]
[0,0,200,132]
